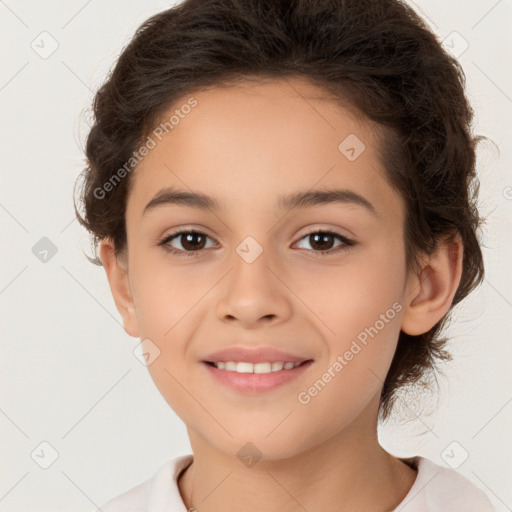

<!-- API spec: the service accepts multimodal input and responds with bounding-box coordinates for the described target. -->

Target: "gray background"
[1,0,511,510]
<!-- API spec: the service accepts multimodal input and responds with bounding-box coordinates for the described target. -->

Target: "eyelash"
[157,228,356,258]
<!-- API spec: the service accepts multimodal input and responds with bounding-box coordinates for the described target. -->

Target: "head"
[74,0,486,457]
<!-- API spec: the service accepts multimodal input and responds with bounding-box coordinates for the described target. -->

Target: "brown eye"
[159,230,216,257]
[308,232,337,251]
[177,232,207,251]
[295,230,355,255]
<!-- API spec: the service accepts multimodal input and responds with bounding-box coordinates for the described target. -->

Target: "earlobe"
[98,239,139,338]
[401,232,464,336]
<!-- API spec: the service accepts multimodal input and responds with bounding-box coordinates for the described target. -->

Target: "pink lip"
[202,360,314,394]
[202,346,311,364]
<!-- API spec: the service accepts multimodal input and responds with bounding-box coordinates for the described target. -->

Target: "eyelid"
[155,224,215,244]
[296,224,355,240]
[158,223,355,243]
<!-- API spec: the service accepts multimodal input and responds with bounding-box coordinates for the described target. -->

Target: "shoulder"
[94,454,193,512]
[394,456,495,512]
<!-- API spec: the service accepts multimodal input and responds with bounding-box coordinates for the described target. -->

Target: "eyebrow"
[143,186,378,217]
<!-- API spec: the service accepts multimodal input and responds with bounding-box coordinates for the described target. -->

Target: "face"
[108,77,415,460]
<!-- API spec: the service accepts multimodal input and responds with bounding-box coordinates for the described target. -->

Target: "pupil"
[182,233,205,250]
[311,233,333,251]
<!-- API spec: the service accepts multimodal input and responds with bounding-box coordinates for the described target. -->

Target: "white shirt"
[96,454,495,512]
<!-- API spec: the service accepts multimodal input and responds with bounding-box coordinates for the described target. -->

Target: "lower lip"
[201,360,314,394]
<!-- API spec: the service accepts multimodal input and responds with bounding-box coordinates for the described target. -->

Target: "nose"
[215,247,293,328]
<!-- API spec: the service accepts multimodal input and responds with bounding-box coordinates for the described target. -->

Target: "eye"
[158,228,356,258]
[294,229,355,255]
[158,230,217,258]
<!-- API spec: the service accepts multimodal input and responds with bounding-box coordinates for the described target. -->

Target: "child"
[74,0,495,510]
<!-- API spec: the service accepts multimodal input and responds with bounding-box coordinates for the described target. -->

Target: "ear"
[401,232,464,336]
[99,239,139,338]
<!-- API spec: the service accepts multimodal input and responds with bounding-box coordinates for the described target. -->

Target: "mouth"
[201,359,314,394]
[203,360,312,373]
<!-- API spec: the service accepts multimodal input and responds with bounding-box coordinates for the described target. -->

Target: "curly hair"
[74,0,487,421]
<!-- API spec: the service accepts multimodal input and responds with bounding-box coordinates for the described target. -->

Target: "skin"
[99,76,463,512]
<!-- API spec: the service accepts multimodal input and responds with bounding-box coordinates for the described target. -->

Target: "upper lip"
[203,346,312,364]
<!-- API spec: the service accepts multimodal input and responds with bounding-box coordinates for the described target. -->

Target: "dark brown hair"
[74,0,488,421]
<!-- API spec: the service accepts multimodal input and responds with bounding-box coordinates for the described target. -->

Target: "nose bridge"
[216,234,291,325]
[230,234,276,295]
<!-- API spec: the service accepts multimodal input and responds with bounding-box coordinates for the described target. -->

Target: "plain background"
[0,0,511,510]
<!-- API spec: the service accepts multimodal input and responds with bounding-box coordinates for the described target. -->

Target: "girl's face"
[111,78,416,459]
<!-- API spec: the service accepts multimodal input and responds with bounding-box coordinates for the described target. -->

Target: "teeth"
[212,361,303,373]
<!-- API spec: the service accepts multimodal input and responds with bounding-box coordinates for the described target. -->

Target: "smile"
[202,360,314,394]
[207,361,303,373]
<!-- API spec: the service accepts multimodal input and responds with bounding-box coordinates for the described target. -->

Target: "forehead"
[127,77,403,222]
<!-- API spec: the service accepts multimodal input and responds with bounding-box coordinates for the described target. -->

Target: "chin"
[202,427,319,463]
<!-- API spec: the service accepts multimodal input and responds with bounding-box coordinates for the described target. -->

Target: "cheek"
[292,272,404,445]
[128,256,214,394]
[291,244,405,408]
[292,243,406,346]
[129,252,208,339]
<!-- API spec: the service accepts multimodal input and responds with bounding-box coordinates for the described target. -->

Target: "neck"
[178,405,417,512]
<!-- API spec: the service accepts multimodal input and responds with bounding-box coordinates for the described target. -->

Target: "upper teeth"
[213,361,302,373]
